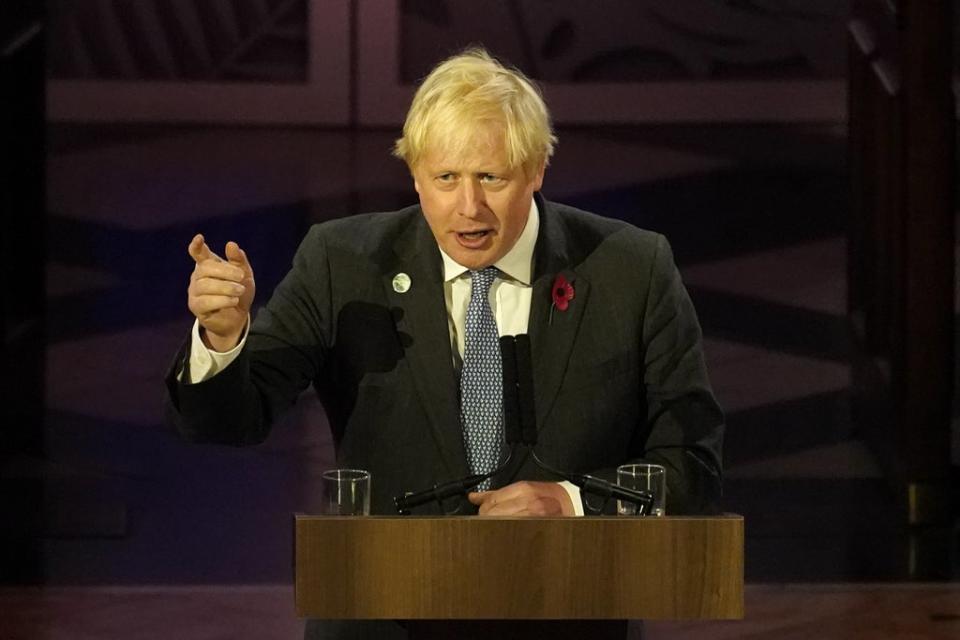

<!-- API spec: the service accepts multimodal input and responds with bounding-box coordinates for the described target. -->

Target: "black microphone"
[531,451,655,515]
[394,473,490,514]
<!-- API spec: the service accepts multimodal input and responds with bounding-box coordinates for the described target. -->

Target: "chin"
[450,248,496,270]
[458,257,491,270]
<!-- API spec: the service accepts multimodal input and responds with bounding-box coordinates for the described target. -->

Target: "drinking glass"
[321,469,371,515]
[616,463,665,516]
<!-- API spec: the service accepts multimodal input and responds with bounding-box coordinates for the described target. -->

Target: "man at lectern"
[166,48,722,521]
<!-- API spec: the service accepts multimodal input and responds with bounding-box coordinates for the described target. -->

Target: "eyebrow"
[432,168,505,175]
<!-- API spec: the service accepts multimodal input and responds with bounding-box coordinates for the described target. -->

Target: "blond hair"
[393,48,556,174]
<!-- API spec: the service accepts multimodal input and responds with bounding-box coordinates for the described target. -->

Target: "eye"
[432,173,459,190]
[480,174,504,185]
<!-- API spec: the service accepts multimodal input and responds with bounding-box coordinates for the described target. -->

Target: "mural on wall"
[47,0,851,84]
[48,0,309,82]
[399,0,850,82]
[46,0,875,123]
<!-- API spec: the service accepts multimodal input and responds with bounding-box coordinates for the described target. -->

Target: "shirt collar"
[439,198,539,285]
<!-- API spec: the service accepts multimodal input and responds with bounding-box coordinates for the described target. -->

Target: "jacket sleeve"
[635,234,724,514]
[164,226,333,446]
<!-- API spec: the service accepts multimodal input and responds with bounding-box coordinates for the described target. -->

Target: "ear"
[411,164,422,194]
[531,160,546,192]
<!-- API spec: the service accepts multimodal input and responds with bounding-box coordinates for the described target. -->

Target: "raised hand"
[187,234,256,352]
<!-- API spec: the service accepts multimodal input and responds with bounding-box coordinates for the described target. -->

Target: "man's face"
[413,126,545,270]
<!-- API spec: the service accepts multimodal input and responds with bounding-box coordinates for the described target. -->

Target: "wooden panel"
[847,0,955,524]
[295,515,744,620]
[897,0,955,485]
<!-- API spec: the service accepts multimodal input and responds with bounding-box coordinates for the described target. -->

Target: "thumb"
[467,491,490,505]
[225,241,252,274]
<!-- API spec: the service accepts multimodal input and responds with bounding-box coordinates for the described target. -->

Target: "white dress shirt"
[440,198,537,362]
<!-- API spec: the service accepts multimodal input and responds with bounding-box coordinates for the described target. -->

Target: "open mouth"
[458,230,490,240]
[455,229,493,249]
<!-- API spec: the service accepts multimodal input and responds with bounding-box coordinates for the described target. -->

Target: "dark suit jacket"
[166,195,724,515]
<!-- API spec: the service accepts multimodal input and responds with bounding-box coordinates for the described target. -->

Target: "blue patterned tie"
[460,267,503,490]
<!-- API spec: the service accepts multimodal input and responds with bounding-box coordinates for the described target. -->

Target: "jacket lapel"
[528,196,591,436]
[497,196,591,486]
[382,214,469,479]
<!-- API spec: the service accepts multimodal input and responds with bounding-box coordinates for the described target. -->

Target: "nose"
[457,177,485,218]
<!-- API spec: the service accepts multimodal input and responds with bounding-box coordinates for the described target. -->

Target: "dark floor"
[8,584,959,640]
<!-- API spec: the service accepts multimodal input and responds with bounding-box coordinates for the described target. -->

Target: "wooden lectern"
[295,515,743,637]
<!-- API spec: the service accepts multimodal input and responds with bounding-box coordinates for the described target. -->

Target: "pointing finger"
[188,234,223,264]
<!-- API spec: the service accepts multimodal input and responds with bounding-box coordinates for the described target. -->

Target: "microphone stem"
[395,448,514,514]
[530,450,655,515]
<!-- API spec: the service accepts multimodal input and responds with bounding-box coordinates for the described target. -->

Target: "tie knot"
[469,267,498,295]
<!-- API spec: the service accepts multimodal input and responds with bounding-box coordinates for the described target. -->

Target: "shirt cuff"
[557,480,584,516]
[183,317,249,384]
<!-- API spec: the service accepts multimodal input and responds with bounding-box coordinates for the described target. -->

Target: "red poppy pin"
[550,273,575,323]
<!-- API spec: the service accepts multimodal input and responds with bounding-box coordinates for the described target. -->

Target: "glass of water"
[321,469,371,515]
[616,463,666,516]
